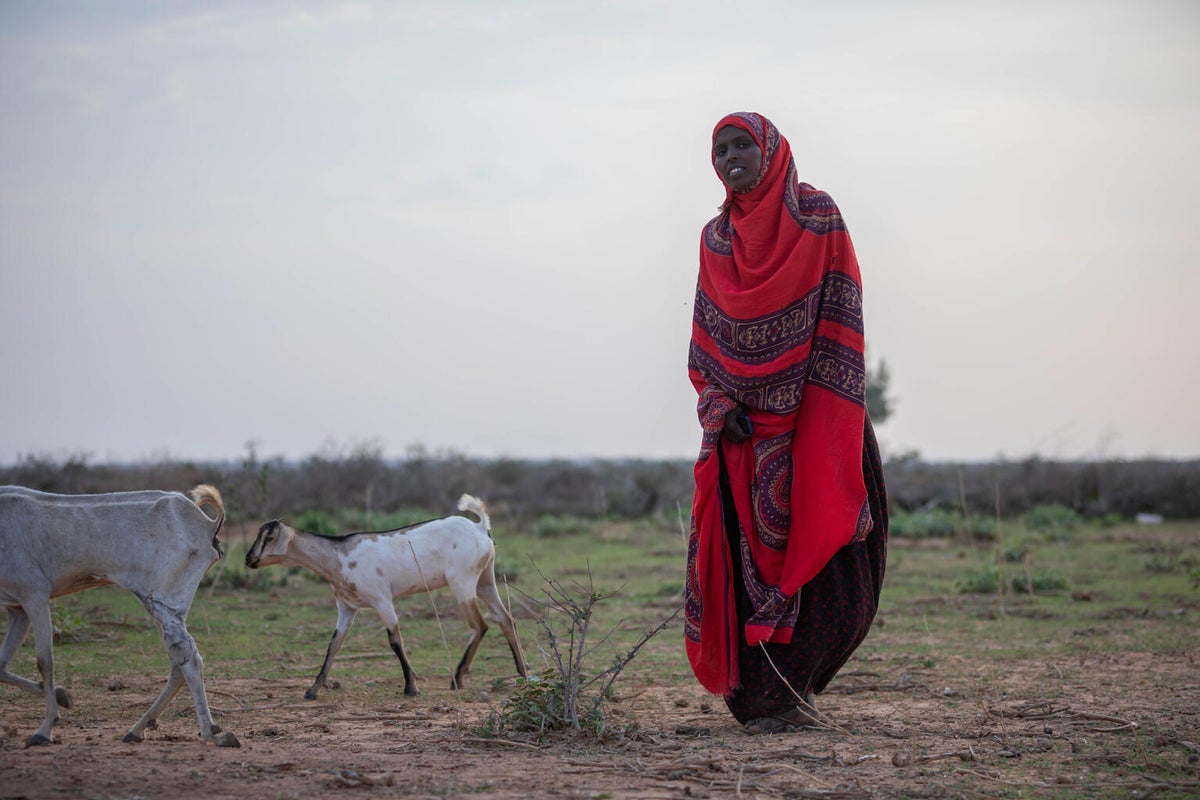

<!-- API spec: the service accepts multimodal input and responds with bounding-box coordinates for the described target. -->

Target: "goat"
[245,494,527,699]
[0,484,239,747]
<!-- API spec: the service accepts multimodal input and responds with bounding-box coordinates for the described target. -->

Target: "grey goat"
[0,485,239,747]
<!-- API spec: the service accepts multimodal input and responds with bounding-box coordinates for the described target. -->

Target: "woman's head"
[710,112,782,200]
[713,125,763,193]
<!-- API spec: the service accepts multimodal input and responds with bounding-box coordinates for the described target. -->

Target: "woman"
[684,112,888,734]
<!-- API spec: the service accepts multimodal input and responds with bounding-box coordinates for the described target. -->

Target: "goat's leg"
[24,599,59,746]
[476,574,529,678]
[141,597,239,747]
[451,601,489,690]
[0,607,37,693]
[372,600,418,696]
[123,663,185,743]
[385,625,419,696]
[308,601,358,700]
[0,607,73,708]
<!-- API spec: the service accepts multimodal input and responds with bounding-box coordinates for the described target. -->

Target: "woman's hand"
[722,408,753,443]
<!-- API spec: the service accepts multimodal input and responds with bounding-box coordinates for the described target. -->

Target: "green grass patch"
[4,512,1197,769]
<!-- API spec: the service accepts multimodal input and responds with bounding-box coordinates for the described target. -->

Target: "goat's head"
[245,519,294,569]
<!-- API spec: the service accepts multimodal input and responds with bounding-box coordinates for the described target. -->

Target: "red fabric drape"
[684,112,872,695]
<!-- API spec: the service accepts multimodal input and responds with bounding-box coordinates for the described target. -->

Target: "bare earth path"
[3,649,1197,799]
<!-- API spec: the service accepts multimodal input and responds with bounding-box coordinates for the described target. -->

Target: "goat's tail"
[457,494,492,538]
[190,484,227,555]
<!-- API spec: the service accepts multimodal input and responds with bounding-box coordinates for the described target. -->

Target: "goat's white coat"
[0,484,238,747]
[245,494,527,698]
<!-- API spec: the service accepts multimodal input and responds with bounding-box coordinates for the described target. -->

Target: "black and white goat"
[0,485,239,747]
[245,494,527,699]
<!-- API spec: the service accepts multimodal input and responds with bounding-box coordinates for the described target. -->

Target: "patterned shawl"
[684,112,873,695]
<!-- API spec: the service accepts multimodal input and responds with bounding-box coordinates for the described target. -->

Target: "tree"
[865,356,894,424]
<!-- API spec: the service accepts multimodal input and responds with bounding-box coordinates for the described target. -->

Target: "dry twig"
[952,766,1053,789]
[996,702,1138,733]
[328,713,431,721]
[892,746,976,767]
[450,735,545,750]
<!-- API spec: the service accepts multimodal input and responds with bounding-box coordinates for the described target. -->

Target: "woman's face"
[712,125,763,193]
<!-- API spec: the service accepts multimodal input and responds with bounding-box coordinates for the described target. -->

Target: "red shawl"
[684,112,873,695]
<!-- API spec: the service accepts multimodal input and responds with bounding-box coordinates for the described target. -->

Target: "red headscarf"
[684,112,872,695]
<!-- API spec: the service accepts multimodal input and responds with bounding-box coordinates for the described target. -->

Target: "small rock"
[674,725,711,737]
[108,679,127,691]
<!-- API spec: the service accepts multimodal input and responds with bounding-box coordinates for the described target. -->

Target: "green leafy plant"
[528,514,595,538]
[956,565,1000,594]
[1143,553,1177,574]
[50,602,84,642]
[891,508,996,539]
[477,564,678,740]
[890,508,959,538]
[1022,504,1080,541]
[483,669,579,736]
[292,509,340,535]
[1012,569,1069,594]
[1002,536,1033,563]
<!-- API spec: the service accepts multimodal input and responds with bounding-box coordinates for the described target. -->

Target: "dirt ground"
[2,649,1198,799]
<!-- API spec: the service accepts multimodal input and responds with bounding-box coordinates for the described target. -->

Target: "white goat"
[245,494,527,699]
[0,484,239,747]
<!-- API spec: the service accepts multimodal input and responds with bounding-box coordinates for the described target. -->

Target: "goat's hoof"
[122,731,144,744]
[211,731,241,748]
[25,734,52,748]
[303,689,319,701]
[55,687,73,709]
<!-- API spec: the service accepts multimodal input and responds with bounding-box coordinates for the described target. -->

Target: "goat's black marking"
[287,515,458,541]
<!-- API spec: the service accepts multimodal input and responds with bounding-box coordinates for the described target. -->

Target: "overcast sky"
[2,0,1197,465]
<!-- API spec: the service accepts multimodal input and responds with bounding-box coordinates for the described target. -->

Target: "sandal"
[742,699,820,735]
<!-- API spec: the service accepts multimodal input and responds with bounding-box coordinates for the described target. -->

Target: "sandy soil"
[2,649,1198,799]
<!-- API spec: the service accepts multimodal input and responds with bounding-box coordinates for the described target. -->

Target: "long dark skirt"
[722,418,889,724]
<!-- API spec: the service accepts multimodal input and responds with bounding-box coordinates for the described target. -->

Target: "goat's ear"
[277,525,295,549]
